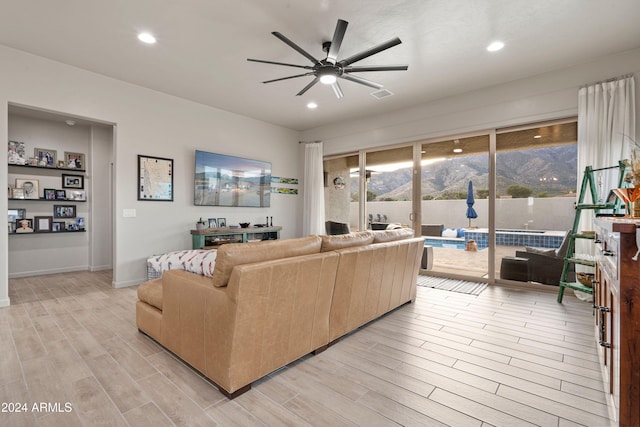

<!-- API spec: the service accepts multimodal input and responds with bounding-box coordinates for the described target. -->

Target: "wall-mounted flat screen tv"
[194,150,271,207]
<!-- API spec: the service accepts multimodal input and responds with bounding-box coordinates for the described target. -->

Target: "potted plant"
[196,217,206,231]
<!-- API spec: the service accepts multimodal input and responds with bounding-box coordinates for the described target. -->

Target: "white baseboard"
[90,265,112,272]
[8,266,89,279]
[112,278,144,288]
[0,297,11,308]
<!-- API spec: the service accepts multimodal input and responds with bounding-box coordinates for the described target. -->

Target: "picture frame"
[68,224,79,231]
[34,148,57,168]
[55,190,67,200]
[76,217,85,230]
[53,205,76,218]
[44,188,56,200]
[8,208,26,223]
[8,141,27,165]
[34,216,53,232]
[52,221,65,232]
[138,155,174,201]
[11,188,24,199]
[62,174,84,189]
[15,218,33,233]
[208,218,218,228]
[57,160,65,168]
[67,190,86,201]
[218,218,227,228]
[64,151,86,170]
[15,179,39,199]
[8,222,15,233]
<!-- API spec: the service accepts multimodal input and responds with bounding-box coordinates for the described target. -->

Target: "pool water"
[425,238,487,250]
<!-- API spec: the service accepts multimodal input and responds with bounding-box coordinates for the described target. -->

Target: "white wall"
[90,125,113,272]
[0,44,302,304]
[304,48,640,155]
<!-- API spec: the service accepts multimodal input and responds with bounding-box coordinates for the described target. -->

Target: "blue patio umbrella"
[466,180,478,228]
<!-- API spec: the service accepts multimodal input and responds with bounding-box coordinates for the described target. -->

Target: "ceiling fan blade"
[262,73,314,84]
[326,19,348,64]
[296,77,320,96]
[272,32,321,65]
[338,37,402,67]
[343,65,408,72]
[247,58,313,70]
[331,81,344,99]
[340,74,383,89]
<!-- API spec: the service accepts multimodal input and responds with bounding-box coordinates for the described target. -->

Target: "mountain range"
[363,145,577,200]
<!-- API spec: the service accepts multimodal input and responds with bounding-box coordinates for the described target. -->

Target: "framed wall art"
[52,222,65,232]
[15,218,33,233]
[62,174,84,189]
[55,190,67,200]
[138,155,174,201]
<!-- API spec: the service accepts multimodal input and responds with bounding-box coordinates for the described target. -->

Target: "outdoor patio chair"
[510,230,575,286]
[325,221,350,235]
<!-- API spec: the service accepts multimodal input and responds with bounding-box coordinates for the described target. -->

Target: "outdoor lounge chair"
[325,221,350,235]
[506,230,575,286]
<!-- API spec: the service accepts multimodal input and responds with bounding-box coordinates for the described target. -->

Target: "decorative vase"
[196,222,205,231]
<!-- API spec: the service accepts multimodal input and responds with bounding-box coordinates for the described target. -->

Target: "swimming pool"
[424,238,487,250]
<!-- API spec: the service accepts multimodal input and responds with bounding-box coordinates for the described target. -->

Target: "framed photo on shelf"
[8,141,27,165]
[8,208,26,222]
[53,205,76,218]
[52,221,65,232]
[218,218,227,228]
[67,190,86,201]
[44,188,56,200]
[11,188,24,199]
[64,151,85,170]
[208,218,218,228]
[15,218,33,233]
[55,190,67,200]
[34,148,57,168]
[76,217,85,230]
[34,216,53,232]
[15,179,39,199]
[138,155,173,201]
[62,174,84,189]
[68,224,79,231]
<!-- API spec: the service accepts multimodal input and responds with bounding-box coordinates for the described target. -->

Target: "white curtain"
[578,75,636,203]
[302,142,326,235]
[577,75,636,255]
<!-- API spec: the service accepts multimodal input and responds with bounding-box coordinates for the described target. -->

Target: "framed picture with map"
[137,155,174,201]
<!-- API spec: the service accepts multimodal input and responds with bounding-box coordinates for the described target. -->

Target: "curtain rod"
[298,140,322,144]
[580,73,634,89]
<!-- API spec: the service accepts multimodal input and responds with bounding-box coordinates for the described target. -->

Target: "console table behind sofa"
[191,226,282,249]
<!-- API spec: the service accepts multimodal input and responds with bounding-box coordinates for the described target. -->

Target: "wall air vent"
[370,89,394,99]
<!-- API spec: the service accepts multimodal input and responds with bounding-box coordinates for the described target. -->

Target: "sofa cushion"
[320,231,374,252]
[525,246,556,256]
[137,278,163,310]
[147,249,218,278]
[372,228,414,243]
[212,235,322,287]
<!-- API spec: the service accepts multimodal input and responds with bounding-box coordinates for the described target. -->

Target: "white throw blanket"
[147,249,217,278]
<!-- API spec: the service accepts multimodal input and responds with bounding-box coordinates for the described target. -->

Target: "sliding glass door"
[420,135,490,278]
[495,120,577,282]
[323,118,578,285]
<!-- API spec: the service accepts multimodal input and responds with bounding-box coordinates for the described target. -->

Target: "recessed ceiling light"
[487,41,504,52]
[138,32,157,44]
[453,148,463,153]
[65,120,76,126]
[534,135,542,139]
[307,102,318,109]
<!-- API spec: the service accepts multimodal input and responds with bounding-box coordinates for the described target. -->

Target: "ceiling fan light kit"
[247,19,408,98]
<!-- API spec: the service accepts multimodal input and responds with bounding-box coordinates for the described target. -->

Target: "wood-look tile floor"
[1,271,613,426]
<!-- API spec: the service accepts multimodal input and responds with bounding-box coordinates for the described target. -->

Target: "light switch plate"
[123,209,136,218]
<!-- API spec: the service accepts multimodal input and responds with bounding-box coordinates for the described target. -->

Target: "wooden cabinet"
[593,218,640,426]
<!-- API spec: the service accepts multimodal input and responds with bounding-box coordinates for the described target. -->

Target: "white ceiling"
[1,0,640,131]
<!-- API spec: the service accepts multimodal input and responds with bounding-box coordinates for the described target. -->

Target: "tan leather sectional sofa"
[136,228,424,398]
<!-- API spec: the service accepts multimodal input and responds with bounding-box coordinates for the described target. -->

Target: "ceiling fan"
[247,19,408,98]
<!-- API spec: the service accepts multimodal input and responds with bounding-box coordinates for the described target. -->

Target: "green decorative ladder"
[557,161,626,303]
